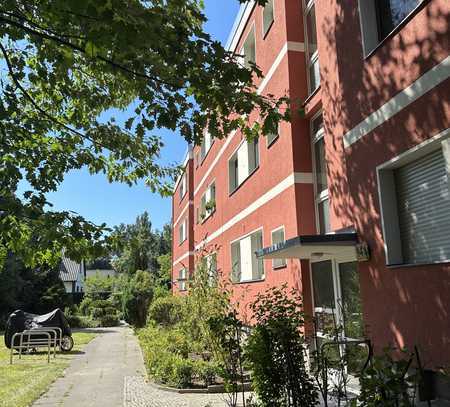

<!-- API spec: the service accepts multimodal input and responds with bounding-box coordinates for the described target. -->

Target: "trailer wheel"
[61,335,74,352]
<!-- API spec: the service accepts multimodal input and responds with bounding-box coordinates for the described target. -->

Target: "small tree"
[245,285,319,407]
[121,270,153,327]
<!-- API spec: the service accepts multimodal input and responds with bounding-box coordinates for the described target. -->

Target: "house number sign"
[356,242,370,262]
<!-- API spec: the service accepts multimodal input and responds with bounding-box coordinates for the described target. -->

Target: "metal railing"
[9,327,63,364]
[31,327,63,352]
[10,331,51,364]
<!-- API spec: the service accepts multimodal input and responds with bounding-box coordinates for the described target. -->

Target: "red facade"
[172,0,450,385]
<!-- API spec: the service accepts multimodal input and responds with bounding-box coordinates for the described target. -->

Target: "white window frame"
[271,226,287,269]
[358,0,425,56]
[228,137,260,194]
[230,227,265,283]
[202,252,218,286]
[309,255,364,382]
[266,121,280,147]
[200,129,214,162]
[199,180,216,223]
[240,25,256,69]
[311,111,330,234]
[179,172,187,200]
[179,218,187,245]
[310,254,361,340]
[178,267,187,291]
[303,0,320,94]
[262,0,275,38]
[377,128,450,266]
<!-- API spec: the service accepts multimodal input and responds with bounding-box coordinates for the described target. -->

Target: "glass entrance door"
[310,258,366,375]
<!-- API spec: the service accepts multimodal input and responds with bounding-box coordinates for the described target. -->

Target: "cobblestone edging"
[123,376,233,407]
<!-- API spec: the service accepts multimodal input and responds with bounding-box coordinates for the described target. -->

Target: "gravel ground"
[123,376,244,407]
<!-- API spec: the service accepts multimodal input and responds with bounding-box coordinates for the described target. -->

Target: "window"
[229,138,259,193]
[200,130,213,161]
[179,219,187,244]
[178,268,187,291]
[378,139,450,265]
[266,120,280,147]
[271,227,286,269]
[359,0,423,55]
[376,0,422,40]
[311,260,365,374]
[199,182,216,222]
[303,0,320,94]
[179,172,187,200]
[201,253,218,286]
[262,0,274,37]
[231,230,264,283]
[241,27,256,68]
[311,114,330,234]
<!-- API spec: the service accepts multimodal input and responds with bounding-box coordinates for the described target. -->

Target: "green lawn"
[0,332,97,407]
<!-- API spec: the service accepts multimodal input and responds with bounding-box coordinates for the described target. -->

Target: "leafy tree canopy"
[110,211,170,275]
[0,0,287,266]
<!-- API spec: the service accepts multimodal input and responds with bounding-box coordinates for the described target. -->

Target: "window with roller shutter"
[231,230,264,283]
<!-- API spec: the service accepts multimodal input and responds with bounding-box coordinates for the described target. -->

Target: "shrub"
[99,314,120,327]
[194,360,218,386]
[171,358,194,388]
[66,314,101,328]
[121,270,153,327]
[353,348,416,407]
[79,297,93,316]
[138,324,202,388]
[148,295,183,326]
[245,285,318,407]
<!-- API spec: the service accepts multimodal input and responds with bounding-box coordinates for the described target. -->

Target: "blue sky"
[42,1,241,232]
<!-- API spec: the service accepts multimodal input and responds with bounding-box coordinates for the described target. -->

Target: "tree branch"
[0,15,183,90]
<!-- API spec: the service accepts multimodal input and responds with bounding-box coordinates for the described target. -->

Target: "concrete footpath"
[33,326,145,407]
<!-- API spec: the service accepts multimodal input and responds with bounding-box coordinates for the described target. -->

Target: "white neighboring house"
[59,256,85,293]
[85,268,117,279]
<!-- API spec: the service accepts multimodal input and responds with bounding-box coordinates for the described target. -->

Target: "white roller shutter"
[395,148,450,264]
[237,141,249,185]
[240,236,253,281]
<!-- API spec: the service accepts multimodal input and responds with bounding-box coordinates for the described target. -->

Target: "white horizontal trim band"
[172,251,194,266]
[257,41,305,95]
[344,56,450,148]
[173,201,193,227]
[195,172,313,250]
[194,41,304,197]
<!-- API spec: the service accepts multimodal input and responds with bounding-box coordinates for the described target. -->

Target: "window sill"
[200,209,216,224]
[387,259,450,269]
[364,0,431,61]
[266,135,279,149]
[302,85,321,107]
[229,165,260,197]
[272,263,287,270]
[233,278,265,285]
[178,239,187,247]
[179,192,187,203]
[262,20,274,40]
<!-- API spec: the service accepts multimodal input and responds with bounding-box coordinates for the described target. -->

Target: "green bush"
[171,358,194,388]
[245,286,318,407]
[148,295,183,326]
[66,314,101,328]
[138,324,203,388]
[99,314,120,327]
[194,360,218,386]
[79,297,93,316]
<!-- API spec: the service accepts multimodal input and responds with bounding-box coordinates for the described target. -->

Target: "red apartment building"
[172,0,450,395]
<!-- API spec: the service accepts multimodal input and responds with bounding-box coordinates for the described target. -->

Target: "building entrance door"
[310,257,366,375]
